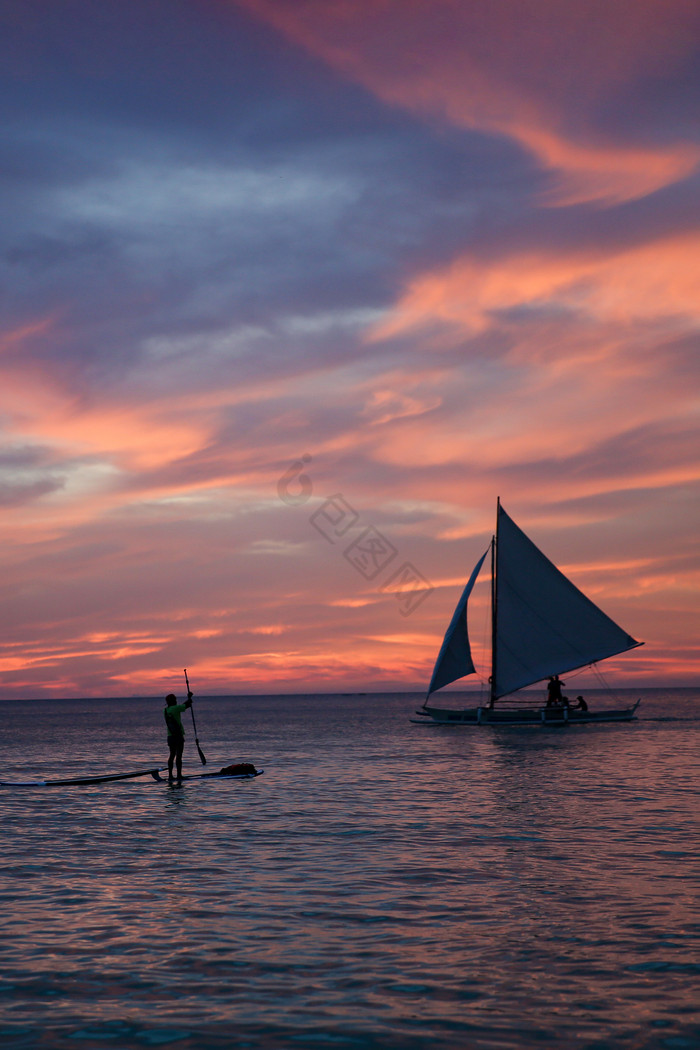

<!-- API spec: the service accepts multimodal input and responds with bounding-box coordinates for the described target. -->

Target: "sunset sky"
[1,0,699,699]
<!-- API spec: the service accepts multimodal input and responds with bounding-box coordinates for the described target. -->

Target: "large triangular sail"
[492,505,641,698]
[427,549,488,696]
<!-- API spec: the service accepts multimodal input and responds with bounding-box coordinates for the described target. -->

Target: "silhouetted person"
[546,675,564,707]
[573,695,588,711]
[164,692,192,782]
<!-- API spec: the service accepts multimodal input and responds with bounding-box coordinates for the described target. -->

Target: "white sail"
[427,549,488,696]
[493,505,641,698]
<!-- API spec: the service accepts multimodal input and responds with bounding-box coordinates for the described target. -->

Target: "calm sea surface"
[0,689,698,1050]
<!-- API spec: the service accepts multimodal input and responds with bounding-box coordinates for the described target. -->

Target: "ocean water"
[0,688,698,1050]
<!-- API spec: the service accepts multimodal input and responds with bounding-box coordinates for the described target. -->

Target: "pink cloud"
[239,0,700,203]
[369,233,700,340]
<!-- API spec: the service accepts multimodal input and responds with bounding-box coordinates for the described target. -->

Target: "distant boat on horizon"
[413,500,643,727]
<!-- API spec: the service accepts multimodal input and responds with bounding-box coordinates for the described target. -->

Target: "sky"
[1,0,699,699]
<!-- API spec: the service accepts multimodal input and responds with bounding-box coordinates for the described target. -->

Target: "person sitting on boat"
[164,692,192,782]
[546,675,565,706]
[572,695,588,711]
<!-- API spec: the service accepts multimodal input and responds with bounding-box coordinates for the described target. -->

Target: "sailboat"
[413,501,643,726]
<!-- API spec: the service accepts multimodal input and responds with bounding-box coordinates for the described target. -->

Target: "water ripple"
[0,691,698,1049]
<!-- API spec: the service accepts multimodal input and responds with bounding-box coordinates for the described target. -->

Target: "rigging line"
[562,665,591,681]
[589,661,625,704]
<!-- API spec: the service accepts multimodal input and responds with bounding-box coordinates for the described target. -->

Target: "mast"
[489,498,499,708]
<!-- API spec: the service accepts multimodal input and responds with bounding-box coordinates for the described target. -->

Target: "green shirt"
[164,702,188,739]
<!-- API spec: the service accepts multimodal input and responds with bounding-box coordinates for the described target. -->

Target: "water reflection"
[0,692,697,1050]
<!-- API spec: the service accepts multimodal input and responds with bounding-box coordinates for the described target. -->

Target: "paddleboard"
[0,765,263,788]
[155,769,264,782]
[0,766,166,787]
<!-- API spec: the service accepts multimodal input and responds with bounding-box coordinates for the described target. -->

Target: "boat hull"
[411,700,640,726]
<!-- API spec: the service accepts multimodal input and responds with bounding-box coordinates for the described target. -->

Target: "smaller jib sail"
[427,549,489,696]
[493,505,642,698]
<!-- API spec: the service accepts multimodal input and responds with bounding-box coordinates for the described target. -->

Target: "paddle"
[184,668,206,765]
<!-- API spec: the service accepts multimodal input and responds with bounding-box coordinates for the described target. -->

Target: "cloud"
[240,0,700,203]
[369,232,700,340]
[0,0,698,695]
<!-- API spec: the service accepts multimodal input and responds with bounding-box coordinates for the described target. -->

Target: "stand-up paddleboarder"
[164,692,192,782]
